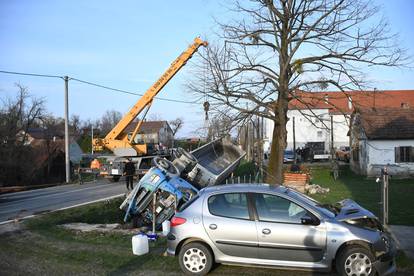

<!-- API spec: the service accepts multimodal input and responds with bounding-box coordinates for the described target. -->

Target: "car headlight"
[381,236,390,251]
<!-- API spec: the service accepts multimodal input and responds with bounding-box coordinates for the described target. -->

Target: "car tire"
[336,245,376,276]
[179,242,213,275]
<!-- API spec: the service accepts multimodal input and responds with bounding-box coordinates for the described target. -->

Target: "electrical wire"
[0,70,200,105]
[70,77,199,104]
[0,70,63,79]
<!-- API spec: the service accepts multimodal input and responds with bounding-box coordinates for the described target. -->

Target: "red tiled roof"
[289,90,414,114]
[357,108,414,140]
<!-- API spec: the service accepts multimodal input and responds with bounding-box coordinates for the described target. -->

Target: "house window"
[395,146,414,163]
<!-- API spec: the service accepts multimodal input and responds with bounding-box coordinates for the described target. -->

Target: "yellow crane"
[93,38,207,156]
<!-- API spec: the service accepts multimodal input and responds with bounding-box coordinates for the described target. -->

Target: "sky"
[0,0,413,137]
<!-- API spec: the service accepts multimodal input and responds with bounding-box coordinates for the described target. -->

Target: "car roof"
[201,183,289,194]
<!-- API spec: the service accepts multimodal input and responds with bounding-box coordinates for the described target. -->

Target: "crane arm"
[105,37,208,141]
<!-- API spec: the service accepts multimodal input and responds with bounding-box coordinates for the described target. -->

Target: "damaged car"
[167,184,396,276]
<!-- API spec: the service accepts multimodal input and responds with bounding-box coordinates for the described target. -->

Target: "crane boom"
[93,38,207,156]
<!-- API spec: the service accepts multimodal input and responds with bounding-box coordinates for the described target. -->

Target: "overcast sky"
[0,0,413,137]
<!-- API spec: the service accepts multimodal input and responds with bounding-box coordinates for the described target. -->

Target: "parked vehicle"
[304,142,331,161]
[167,184,396,276]
[283,150,295,163]
[336,146,351,162]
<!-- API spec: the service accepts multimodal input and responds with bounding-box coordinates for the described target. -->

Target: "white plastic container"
[132,234,149,255]
[162,220,170,236]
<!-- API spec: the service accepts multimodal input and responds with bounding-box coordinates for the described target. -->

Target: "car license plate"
[112,169,119,175]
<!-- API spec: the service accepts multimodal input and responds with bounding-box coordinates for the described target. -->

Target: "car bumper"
[374,258,396,276]
[167,232,179,256]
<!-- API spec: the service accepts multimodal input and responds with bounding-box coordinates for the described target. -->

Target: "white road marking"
[0,184,121,209]
[0,193,124,225]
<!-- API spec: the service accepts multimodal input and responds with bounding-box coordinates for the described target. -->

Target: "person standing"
[90,158,101,181]
[124,158,135,190]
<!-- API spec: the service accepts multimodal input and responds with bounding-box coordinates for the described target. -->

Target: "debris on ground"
[305,184,330,194]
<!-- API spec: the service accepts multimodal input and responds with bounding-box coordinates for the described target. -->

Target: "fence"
[224,172,264,184]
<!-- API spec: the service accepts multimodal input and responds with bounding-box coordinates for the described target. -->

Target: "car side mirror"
[301,214,320,226]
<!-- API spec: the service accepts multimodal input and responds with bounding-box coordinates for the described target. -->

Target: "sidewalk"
[389,225,414,259]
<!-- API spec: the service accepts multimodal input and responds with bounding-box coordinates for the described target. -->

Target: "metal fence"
[224,172,264,184]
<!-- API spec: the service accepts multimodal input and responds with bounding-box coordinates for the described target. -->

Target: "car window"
[208,193,250,220]
[255,194,308,223]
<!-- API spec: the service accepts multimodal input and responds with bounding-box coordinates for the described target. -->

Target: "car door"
[202,192,258,259]
[252,193,327,262]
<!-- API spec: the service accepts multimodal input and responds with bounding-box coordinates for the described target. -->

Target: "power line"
[0,70,63,79]
[70,77,199,104]
[0,70,200,105]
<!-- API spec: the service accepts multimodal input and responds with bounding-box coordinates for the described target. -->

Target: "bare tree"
[169,117,184,136]
[148,113,164,121]
[100,110,122,136]
[70,114,82,138]
[0,84,45,186]
[189,0,407,184]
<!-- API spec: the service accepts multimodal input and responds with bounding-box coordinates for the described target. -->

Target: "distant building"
[263,90,414,154]
[350,107,414,177]
[124,121,174,148]
[16,128,83,184]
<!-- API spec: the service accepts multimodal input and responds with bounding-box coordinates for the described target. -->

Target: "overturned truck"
[120,138,245,227]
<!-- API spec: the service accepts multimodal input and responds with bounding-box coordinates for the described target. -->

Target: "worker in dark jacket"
[123,158,135,190]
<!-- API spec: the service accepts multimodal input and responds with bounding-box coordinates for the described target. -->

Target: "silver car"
[167,184,396,275]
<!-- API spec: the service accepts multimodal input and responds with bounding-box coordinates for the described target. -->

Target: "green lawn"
[310,165,414,226]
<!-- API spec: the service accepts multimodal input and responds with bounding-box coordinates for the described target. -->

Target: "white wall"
[363,140,414,177]
[263,109,350,153]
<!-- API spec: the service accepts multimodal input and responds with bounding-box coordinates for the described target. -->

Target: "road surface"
[0,180,126,224]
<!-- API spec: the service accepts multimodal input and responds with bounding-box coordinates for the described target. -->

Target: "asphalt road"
[0,180,126,223]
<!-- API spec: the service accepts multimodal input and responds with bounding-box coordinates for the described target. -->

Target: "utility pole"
[330,115,334,160]
[64,76,70,183]
[293,117,296,164]
[91,125,94,154]
[381,167,389,225]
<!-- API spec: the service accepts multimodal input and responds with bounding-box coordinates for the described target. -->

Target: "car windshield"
[287,189,337,218]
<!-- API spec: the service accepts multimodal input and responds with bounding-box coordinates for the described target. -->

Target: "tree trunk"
[266,99,288,185]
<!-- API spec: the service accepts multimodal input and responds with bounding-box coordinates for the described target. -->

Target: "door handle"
[209,224,217,230]
[262,228,271,235]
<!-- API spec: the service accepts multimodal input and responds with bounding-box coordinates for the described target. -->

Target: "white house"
[263,90,414,155]
[350,108,414,177]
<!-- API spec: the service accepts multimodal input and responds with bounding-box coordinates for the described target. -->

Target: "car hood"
[335,199,377,221]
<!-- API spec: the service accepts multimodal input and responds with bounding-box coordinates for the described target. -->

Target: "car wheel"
[179,242,213,275]
[336,245,376,276]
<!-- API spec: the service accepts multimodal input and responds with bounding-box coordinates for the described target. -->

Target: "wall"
[363,140,414,177]
[158,123,173,148]
[263,109,350,153]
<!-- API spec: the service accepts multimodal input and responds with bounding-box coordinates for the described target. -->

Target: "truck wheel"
[111,176,120,182]
[179,242,213,275]
[336,245,376,276]
[153,157,179,176]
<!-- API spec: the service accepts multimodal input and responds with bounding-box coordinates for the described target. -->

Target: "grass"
[310,165,414,226]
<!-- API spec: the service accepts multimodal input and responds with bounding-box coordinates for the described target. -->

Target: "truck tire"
[111,176,120,182]
[178,147,197,162]
[153,157,179,176]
